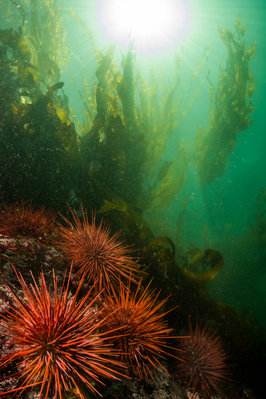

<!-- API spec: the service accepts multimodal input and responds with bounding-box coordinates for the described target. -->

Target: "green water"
[0,0,266,397]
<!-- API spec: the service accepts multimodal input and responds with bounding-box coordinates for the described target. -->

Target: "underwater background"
[0,0,266,398]
[63,0,266,329]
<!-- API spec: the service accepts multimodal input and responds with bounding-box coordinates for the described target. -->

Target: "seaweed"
[194,16,255,187]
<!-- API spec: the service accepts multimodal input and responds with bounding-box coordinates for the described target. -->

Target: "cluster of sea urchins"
[0,203,229,398]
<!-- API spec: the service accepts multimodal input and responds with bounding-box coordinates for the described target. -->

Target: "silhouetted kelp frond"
[194,16,255,187]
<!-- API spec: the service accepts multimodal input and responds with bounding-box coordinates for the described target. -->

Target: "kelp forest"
[0,1,265,399]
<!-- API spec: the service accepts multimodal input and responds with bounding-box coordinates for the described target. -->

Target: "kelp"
[135,49,209,211]
[0,9,78,210]
[0,4,257,220]
[0,80,79,208]
[181,248,224,285]
[1,6,266,395]
[1,0,68,90]
[70,12,204,211]
[76,44,197,211]
[145,148,188,211]
[24,0,68,87]
[135,60,189,210]
[98,195,154,249]
[78,46,145,205]
[194,16,255,188]
[136,55,182,175]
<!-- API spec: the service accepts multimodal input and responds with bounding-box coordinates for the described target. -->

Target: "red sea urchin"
[55,207,140,290]
[178,319,229,399]
[100,278,183,380]
[0,203,56,243]
[0,266,126,398]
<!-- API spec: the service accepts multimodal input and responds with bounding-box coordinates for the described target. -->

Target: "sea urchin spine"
[0,265,126,398]
[55,207,140,291]
[177,319,229,399]
[100,278,183,380]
